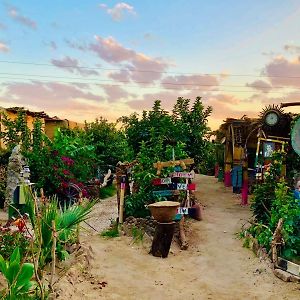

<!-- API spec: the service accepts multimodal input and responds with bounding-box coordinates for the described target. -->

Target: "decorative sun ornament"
[259,105,284,127]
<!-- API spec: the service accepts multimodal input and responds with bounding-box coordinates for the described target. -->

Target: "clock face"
[265,111,279,126]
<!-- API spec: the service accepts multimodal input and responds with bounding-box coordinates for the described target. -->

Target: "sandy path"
[58,175,299,300]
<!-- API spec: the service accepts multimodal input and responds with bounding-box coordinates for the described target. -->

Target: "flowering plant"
[0,217,31,260]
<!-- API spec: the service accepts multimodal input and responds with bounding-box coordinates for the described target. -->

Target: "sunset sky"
[1,0,300,129]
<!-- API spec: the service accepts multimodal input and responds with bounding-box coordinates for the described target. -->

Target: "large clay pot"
[148,201,180,223]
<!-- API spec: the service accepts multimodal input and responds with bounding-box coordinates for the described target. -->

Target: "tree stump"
[179,216,189,250]
[150,222,175,258]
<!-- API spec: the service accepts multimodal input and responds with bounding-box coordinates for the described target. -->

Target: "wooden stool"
[150,222,175,258]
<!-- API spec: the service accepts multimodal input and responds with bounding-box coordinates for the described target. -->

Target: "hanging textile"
[232,165,243,188]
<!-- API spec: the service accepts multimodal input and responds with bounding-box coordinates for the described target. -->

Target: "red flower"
[14,218,26,232]
[61,181,68,189]
[62,169,70,175]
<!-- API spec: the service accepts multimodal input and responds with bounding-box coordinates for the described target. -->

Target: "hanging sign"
[177,183,187,190]
[153,190,179,197]
[173,183,196,190]
[170,172,194,179]
[177,207,189,215]
[152,177,172,185]
[188,183,196,191]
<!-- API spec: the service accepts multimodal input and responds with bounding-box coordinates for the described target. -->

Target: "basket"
[148,201,180,223]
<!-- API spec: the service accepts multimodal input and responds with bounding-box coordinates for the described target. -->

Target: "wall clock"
[265,110,280,126]
[260,105,284,128]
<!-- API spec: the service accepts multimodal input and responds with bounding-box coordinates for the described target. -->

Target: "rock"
[273,268,300,282]
[5,145,26,209]
[290,274,300,283]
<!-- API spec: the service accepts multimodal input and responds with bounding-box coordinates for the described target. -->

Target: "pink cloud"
[264,56,300,87]
[99,2,136,21]
[161,74,220,91]
[90,36,170,83]
[246,80,272,93]
[2,81,102,111]
[260,91,300,105]
[108,70,131,82]
[90,36,136,63]
[51,56,99,76]
[8,6,37,29]
[0,23,6,30]
[0,42,9,53]
[101,85,136,102]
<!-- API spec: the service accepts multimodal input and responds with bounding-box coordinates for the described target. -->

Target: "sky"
[1,0,300,129]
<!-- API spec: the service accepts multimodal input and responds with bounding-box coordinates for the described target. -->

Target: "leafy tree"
[119,97,213,172]
[0,109,31,151]
[84,117,133,169]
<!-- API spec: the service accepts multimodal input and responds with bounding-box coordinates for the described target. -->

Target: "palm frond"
[57,200,95,231]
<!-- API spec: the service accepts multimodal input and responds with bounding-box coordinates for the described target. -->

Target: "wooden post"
[179,216,188,250]
[271,218,283,267]
[150,222,175,258]
[119,176,126,223]
[50,220,57,291]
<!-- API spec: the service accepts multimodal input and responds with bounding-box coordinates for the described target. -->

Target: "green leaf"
[0,254,7,274]
[6,261,20,285]
[9,247,20,265]
[15,263,34,292]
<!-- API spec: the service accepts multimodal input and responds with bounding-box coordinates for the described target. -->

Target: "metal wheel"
[63,183,82,206]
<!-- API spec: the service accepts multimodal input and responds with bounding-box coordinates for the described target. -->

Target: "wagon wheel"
[64,183,82,205]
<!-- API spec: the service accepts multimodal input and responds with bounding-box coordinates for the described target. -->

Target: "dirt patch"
[55,175,299,299]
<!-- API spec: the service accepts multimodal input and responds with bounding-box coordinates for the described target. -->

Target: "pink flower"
[61,156,74,166]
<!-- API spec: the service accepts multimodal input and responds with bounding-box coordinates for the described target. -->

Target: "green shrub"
[100,220,119,238]
[99,185,116,199]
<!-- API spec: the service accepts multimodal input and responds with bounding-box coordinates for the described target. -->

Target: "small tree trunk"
[179,216,188,250]
[150,222,175,258]
[50,220,57,291]
[271,218,283,267]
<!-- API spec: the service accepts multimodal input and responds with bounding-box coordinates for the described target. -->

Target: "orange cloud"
[0,42,9,53]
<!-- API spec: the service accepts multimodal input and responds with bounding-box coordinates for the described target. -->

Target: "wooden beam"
[153,158,194,175]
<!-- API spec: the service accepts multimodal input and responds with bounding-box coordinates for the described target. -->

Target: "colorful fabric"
[232,165,243,188]
[294,190,300,200]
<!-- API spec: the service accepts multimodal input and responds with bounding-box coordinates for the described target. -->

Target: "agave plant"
[24,187,95,268]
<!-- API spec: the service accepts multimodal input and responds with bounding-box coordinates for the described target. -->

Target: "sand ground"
[56,174,299,300]
[0,175,299,299]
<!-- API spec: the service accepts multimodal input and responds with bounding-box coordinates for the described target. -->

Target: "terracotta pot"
[148,201,180,223]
